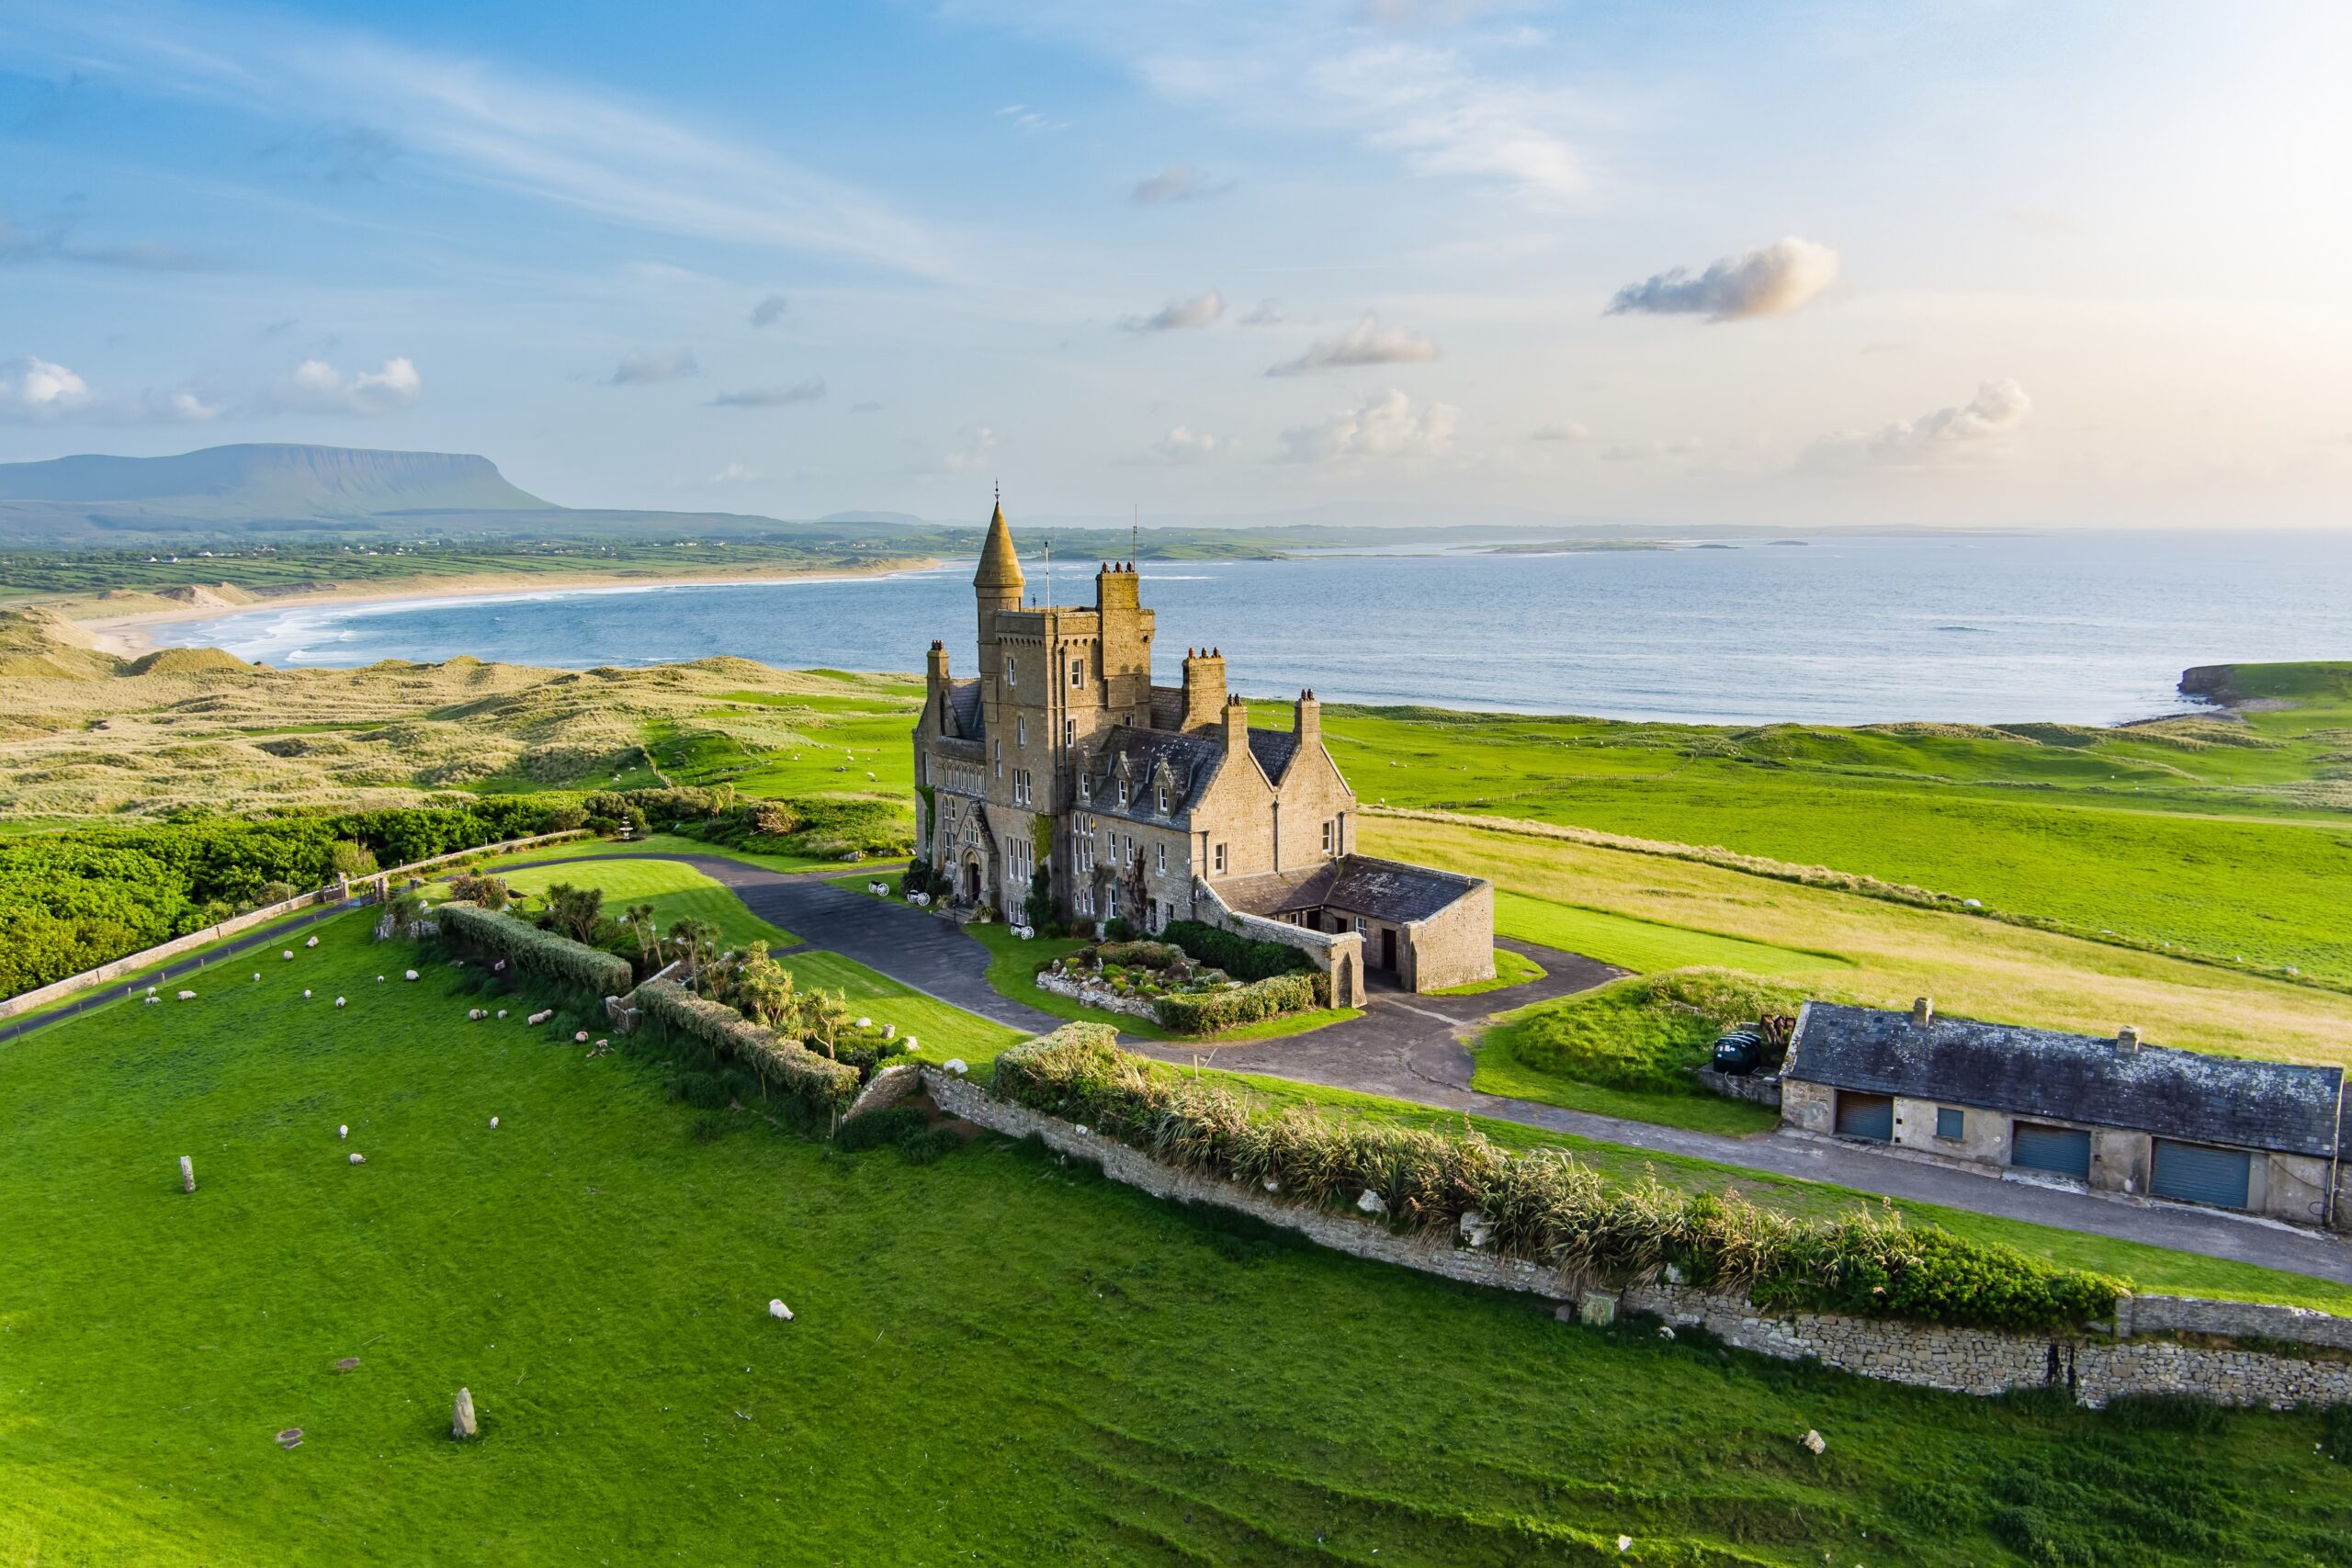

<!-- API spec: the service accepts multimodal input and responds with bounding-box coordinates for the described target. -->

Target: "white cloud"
[1803,379,2034,471]
[1266,312,1441,375]
[260,355,422,415]
[996,103,1069,134]
[1600,436,1702,461]
[707,463,760,486]
[1276,388,1457,461]
[944,426,999,473]
[1144,425,1231,464]
[1238,299,1286,326]
[1608,237,1842,321]
[0,356,95,419]
[9,11,952,278]
[1132,164,1230,203]
[749,293,788,327]
[1531,418,1589,443]
[708,377,825,407]
[607,348,698,386]
[1121,289,1226,333]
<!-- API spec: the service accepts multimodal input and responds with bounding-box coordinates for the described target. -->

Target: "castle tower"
[974,494,1023,685]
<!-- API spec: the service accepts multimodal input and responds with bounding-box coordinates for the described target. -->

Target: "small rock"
[768,1299,793,1321]
[1657,1325,1676,1341]
[1356,1189,1388,1215]
[275,1427,303,1450]
[348,1152,367,1166]
[1800,1428,1826,1455]
[943,1057,967,1075]
[1617,1537,1633,1553]
[1262,1177,1280,1193]
[452,1387,478,1439]
[179,1155,196,1193]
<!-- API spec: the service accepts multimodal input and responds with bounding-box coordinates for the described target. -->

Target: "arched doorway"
[964,858,981,903]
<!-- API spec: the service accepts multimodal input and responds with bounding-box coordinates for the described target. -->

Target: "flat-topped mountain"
[0,443,881,543]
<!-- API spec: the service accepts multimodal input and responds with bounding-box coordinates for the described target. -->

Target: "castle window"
[1156,842,1166,873]
[1064,717,1074,748]
[1080,774,1091,800]
[1321,819,1335,854]
[1213,842,1227,874]
[1006,657,1016,686]
[1017,716,1025,749]
[1069,658,1082,687]
[1353,916,1367,936]
[1118,780,1129,807]
[1155,784,1167,813]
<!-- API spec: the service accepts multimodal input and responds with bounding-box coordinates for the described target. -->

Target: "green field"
[492,858,800,952]
[7,911,2351,1564]
[1495,890,1849,976]
[1317,668,2352,986]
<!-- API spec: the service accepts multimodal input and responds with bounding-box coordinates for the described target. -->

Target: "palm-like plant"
[623,902,658,967]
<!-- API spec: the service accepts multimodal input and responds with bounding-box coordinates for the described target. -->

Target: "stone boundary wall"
[1693,1067,1783,1108]
[0,829,590,1020]
[1191,876,1366,1005]
[922,1067,2352,1409]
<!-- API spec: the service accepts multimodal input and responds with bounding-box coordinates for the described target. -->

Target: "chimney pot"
[1911,997,1933,1028]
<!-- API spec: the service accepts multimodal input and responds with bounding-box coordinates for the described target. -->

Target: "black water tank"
[1710,1030,1764,1075]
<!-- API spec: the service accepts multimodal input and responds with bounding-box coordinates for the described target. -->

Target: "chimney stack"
[1911,997,1933,1028]
[2117,1024,2141,1054]
[925,638,950,687]
[1223,693,1250,757]
[1294,688,1321,752]
[1180,647,1227,735]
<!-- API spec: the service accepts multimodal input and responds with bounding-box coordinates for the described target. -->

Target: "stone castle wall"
[923,1067,2352,1410]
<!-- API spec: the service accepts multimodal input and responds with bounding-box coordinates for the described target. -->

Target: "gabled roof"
[943,679,983,739]
[1788,1002,2346,1157]
[1214,854,1484,925]
[1246,728,1300,784]
[1084,726,1226,815]
[1148,683,1186,731]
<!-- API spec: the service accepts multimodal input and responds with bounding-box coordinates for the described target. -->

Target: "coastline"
[65,557,943,658]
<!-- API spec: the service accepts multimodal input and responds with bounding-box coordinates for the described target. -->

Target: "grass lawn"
[479,832,895,877]
[763,946,1023,1066]
[1464,1049,1781,1135]
[961,921,1175,1041]
[7,911,2350,1564]
[1367,815,2352,1066]
[1495,891,1848,976]
[1427,946,1547,996]
[491,858,801,952]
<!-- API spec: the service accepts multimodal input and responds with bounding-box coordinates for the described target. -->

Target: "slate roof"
[1216,854,1483,926]
[1081,726,1227,816]
[1245,728,1301,783]
[943,679,983,739]
[1787,1002,2346,1157]
[1148,684,1187,731]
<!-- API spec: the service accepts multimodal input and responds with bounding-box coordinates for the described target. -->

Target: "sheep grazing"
[252,972,261,982]
[339,1124,348,1139]
[489,1116,499,1129]
[527,1010,552,1026]
[856,1017,872,1030]
[496,1009,508,1020]
[334,997,347,1010]
[468,1009,487,1021]
[304,988,313,998]
[348,1152,366,1166]
[304,936,319,949]
[377,976,385,983]
[574,1030,590,1043]
[176,989,197,1000]
[768,1299,793,1321]
[404,970,420,981]
[282,951,294,961]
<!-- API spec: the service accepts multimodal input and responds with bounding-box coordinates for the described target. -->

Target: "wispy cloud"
[1608,237,1841,321]
[0,212,210,271]
[260,355,421,415]
[1132,164,1231,203]
[708,377,825,408]
[1276,388,1456,461]
[10,7,954,277]
[607,348,698,386]
[749,293,789,328]
[0,356,96,420]
[1238,299,1286,326]
[1266,312,1440,375]
[1138,425,1232,464]
[1531,418,1589,443]
[707,462,760,486]
[1802,379,2033,471]
[996,103,1069,134]
[1121,289,1226,333]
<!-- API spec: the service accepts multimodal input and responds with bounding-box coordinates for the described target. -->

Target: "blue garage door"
[2151,1140,2252,1209]
[2010,1122,2091,1179]
[1834,1091,1894,1142]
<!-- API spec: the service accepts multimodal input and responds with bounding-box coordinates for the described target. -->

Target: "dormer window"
[1080,774,1091,800]
[1155,784,1168,813]
[1118,781,1130,807]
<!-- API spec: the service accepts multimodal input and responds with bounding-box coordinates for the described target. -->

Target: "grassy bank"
[6,911,2350,1564]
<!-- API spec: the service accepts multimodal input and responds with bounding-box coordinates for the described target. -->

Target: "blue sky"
[3,1,2348,526]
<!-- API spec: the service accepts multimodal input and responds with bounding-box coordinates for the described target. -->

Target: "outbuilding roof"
[1787,1002,2346,1157]
[1215,854,1484,926]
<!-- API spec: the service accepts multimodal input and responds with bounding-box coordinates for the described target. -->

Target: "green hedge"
[435,900,634,1001]
[1162,919,1314,981]
[988,1027,2127,1333]
[633,979,861,1119]
[1153,971,1320,1035]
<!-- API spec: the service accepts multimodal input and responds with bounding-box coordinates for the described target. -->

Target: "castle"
[911,500,1493,1002]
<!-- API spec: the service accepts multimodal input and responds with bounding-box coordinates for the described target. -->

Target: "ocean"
[152,531,2352,727]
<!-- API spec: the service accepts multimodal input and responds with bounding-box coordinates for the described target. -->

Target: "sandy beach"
[67,557,941,658]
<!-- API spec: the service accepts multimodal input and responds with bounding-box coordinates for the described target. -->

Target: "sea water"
[153,531,2352,726]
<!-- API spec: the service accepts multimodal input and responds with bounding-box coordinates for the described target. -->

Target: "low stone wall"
[924,1067,2352,1409]
[1693,1068,1782,1108]
[1035,969,1161,1022]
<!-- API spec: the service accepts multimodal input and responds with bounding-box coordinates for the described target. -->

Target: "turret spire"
[975,488,1024,592]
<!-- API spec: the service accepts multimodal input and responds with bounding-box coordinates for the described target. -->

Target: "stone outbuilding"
[1781,998,2348,1230]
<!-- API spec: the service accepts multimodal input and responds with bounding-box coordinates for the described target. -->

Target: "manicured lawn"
[1495,890,1849,976]
[961,920,1173,1041]
[6,909,2349,1564]
[763,947,1023,1066]
[492,858,800,951]
[1427,946,1547,996]
[1466,1047,1781,1135]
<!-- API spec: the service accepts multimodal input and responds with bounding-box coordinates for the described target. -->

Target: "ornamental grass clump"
[985,1027,2127,1332]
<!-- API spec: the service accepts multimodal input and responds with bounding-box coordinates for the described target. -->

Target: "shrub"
[1102,917,1137,942]
[1154,971,1319,1035]
[836,1104,929,1153]
[633,978,859,1120]
[434,900,633,1002]
[1097,940,1185,968]
[1161,919,1314,981]
[986,1027,2127,1332]
[900,861,934,898]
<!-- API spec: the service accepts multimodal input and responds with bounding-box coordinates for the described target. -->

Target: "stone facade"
[912,501,1490,993]
[925,1066,2352,1409]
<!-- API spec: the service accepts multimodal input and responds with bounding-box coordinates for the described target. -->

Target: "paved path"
[179,851,2352,1285]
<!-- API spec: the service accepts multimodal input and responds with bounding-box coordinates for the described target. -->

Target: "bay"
[153,530,2352,726]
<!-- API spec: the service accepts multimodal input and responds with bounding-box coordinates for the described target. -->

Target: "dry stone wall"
[922,1068,2352,1410]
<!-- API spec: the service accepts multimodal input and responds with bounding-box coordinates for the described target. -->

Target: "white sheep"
[856,1016,872,1029]
[252,972,261,982]
[282,951,294,961]
[348,1152,366,1166]
[304,988,312,998]
[468,1008,487,1021]
[574,1031,590,1043]
[496,1009,508,1020]
[768,1299,793,1321]
[176,989,196,1000]
[338,1124,347,1139]
[489,1116,499,1129]
[377,976,385,983]
[334,997,346,1009]
[304,936,319,949]
[527,1010,552,1026]
[404,970,419,981]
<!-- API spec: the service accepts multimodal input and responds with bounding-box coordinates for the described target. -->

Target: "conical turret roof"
[974,497,1024,590]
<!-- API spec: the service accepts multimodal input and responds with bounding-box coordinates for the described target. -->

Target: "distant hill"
[0,444,896,544]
